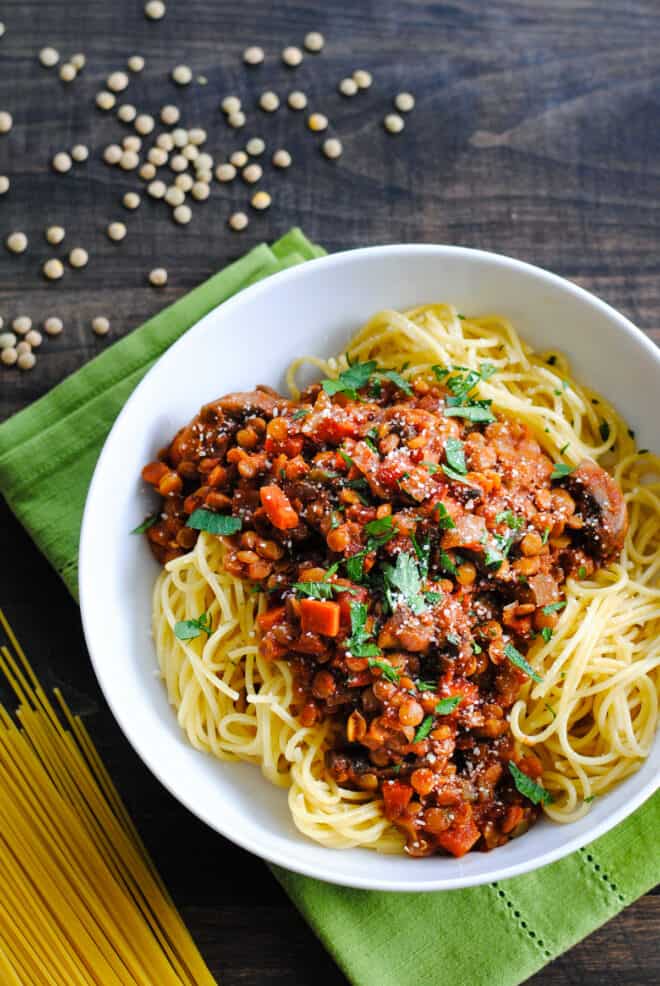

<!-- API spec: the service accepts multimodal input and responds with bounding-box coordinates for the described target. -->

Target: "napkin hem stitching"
[577,847,627,905]
[489,882,553,959]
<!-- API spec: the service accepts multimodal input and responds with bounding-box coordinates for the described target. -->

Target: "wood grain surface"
[1,1,658,983]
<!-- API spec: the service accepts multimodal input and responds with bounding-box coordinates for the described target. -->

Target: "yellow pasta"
[154,304,660,850]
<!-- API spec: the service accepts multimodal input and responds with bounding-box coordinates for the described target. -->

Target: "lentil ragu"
[141,361,627,857]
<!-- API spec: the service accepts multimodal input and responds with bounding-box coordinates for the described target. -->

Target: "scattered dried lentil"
[242,163,262,183]
[107,70,129,92]
[39,46,60,68]
[149,267,168,286]
[103,144,122,165]
[243,46,264,66]
[287,90,307,110]
[384,112,404,133]
[191,181,210,201]
[272,148,292,168]
[246,137,265,156]
[59,62,77,82]
[0,111,13,133]
[43,258,64,279]
[164,185,185,206]
[135,114,155,135]
[173,204,192,224]
[69,247,88,268]
[96,91,116,111]
[282,46,303,67]
[259,91,279,112]
[304,31,325,52]
[394,92,415,112]
[0,333,16,349]
[139,162,156,180]
[118,104,137,123]
[228,211,248,231]
[148,146,168,166]
[145,1,166,19]
[128,55,145,73]
[322,137,343,159]
[120,150,140,170]
[170,153,187,172]
[44,317,64,336]
[307,112,328,132]
[353,69,372,89]
[16,341,32,356]
[338,77,358,97]
[71,53,86,70]
[46,225,65,245]
[123,191,141,209]
[156,132,175,151]
[171,128,188,147]
[12,317,32,334]
[221,95,241,114]
[107,222,127,241]
[172,64,192,85]
[6,232,28,254]
[251,190,271,210]
[215,163,236,182]
[174,172,193,191]
[71,144,89,162]
[92,316,110,335]
[188,127,207,145]
[227,111,246,128]
[230,150,248,167]
[1,347,18,366]
[17,351,36,371]
[0,175,9,194]
[25,329,42,348]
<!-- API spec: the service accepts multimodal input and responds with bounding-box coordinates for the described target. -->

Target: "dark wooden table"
[1,2,658,983]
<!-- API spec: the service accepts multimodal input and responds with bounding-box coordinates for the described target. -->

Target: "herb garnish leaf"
[413,715,435,744]
[367,658,400,683]
[435,696,462,715]
[382,551,426,614]
[444,438,467,474]
[174,612,212,641]
[322,359,378,399]
[435,502,456,530]
[131,513,159,534]
[186,509,242,535]
[503,642,544,683]
[509,762,553,805]
[550,462,575,480]
[346,602,381,657]
[542,601,566,615]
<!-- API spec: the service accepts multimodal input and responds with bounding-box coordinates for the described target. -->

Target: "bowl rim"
[79,243,660,891]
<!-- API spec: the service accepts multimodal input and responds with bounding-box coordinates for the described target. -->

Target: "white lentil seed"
[164,185,185,206]
[39,46,60,68]
[0,175,9,194]
[384,112,404,133]
[17,351,36,371]
[135,114,155,135]
[307,112,328,132]
[174,172,193,191]
[44,317,64,336]
[149,267,168,286]
[107,70,129,92]
[338,77,358,97]
[45,225,65,245]
[120,150,140,170]
[117,103,137,123]
[242,163,262,184]
[59,62,77,82]
[322,137,343,159]
[182,143,199,162]
[92,316,110,335]
[246,137,265,156]
[43,258,64,279]
[287,90,307,110]
[259,91,279,112]
[103,144,122,165]
[148,146,168,166]
[0,23,4,38]
[221,96,241,114]
[0,111,13,133]
[173,204,192,224]
[251,190,271,210]
[353,69,373,89]
[272,148,292,168]
[156,132,175,151]
[52,151,72,172]
[243,46,264,66]
[228,211,248,231]
[123,191,141,210]
[172,64,192,85]
[0,332,17,349]
[304,31,325,52]
[230,150,248,167]
[71,53,86,70]
[215,163,236,182]
[71,143,89,162]
[128,55,145,73]
[282,46,303,67]
[122,135,142,151]
[227,111,246,128]
[139,162,156,180]
[171,128,188,147]
[25,329,42,348]
[195,169,212,182]
[188,127,207,145]
[170,153,187,172]
[1,347,18,366]
[69,247,88,268]
[191,181,209,201]
[13,317,32,334]
[395,92,415,112]
[194,151,213,171]
[160,104,180,125]
[6,232,28,254]
[16,341,32,356]
[107,222,127,241]
[145,1,166,19]
[96,91,116,111]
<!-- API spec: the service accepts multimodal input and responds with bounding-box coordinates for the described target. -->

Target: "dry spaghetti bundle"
[0,610,217,986]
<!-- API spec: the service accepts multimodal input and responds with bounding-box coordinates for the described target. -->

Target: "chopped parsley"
[425,591,443,605]
[472,641,483,654]
[322,359,377,399]
[345,552,366,582]
[186,509,242,535]
[541,527,550,545]
[364,515,394,537]
[542,601,566,615]
[413,715,434,744]
[503,642,544,683]
[436,502,456,530]
[435,696,462,715]
[443,402,495,424]
[367,658,400,683]
[584,795,596,804]
[422,461,440,474]
[174,611,212,641]
[339,449,355,470]
[131,513,158,534]
[383,551,426,614]
[540,627,553,643]
[544,702,557,720]
[364,436,379,454]
[439,550,457,575]
[509,762,553,805]
[446,632,460,647]
[374,368,413,396]
[410,532,431,575]
[346,602,381,657]
[550,462,575,481]
[292,408,310,420]
[496,510,524,530]
[444,437,467,474]
[417,680,437,691]
[578,565,587,579]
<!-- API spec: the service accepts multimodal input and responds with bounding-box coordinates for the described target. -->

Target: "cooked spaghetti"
[0,610,217,985]
[143,304,660,856]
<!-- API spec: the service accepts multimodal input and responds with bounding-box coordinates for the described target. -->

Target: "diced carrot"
[437,806,481,857]
[299,598,341,637]
[381,780,413,819]
[142,461,169,486]
[257,606,286,633]
[260,485,299,530]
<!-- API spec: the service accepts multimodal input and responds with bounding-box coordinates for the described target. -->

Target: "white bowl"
[79,245,660,892]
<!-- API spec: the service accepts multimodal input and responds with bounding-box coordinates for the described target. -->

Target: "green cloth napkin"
[0,228,657,986]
